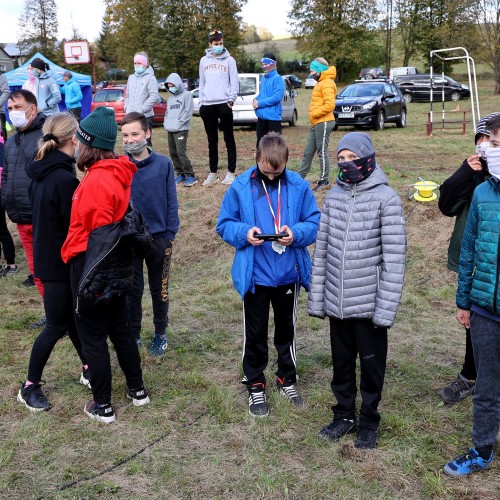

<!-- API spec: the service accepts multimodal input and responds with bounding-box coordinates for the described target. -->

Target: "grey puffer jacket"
[308,166,406,328]
[124,66,159,118]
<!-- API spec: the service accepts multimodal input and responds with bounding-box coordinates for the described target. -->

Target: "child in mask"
[216,133,320,417]
[121,112,179,356]
[163,72,196,187]
[444,113,500,477]
[308,132,406,449]
[437,112,500,405]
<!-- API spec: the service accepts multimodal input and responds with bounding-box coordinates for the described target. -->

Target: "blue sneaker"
[443,448,494,477]
[148,335,167,356]
[184,176,198,187]
[175,174,186,184]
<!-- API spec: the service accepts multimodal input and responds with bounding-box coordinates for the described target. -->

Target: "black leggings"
[0,204,15,264]
[27,280,86,383]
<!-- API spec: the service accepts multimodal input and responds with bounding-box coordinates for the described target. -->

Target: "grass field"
[1,80,500,499]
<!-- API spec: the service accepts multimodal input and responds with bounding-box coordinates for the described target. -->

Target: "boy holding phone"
[216,133,320,417]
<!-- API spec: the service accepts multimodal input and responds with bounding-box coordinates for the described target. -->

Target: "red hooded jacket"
[62,156,137,263]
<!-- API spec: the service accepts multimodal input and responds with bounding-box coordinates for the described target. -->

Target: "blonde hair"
[315,57,328,66]
[35,113,78,161]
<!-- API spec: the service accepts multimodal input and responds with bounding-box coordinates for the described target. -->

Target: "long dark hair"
[76,142,118,172]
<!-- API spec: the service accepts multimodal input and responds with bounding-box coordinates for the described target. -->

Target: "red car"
[91,85,167,124]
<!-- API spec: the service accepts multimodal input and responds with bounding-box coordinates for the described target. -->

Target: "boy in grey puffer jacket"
[163,73,196,187]
[309,132,406,449]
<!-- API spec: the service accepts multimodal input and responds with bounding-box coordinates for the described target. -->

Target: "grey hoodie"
[198,48,239,106]
[163,73,193,132]
[125,66,159,118]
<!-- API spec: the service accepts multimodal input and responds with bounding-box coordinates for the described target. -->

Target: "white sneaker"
[202,172,220,186]
[221,172,236,185]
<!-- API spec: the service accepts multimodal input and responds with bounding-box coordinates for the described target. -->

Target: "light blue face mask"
[135,66,145,75]
[33,69,41,78]
[168,86,178,95]
[212,45,224,55]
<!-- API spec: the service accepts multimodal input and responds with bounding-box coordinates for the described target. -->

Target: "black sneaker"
[22,273,36,287]
[248,382,269,417]
[126,386,151,406]
[84,400,115,423]
[0,264,19,277]
[437,374,475,404]
[355,428,378,449]
[312,180,330,192]
[319,418,356,441]
[276,377,304,407]
[28,316,47,330]
[79,368,92,389]
[17,381,51,412]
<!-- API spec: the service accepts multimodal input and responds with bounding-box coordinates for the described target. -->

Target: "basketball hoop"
[64,41,90,65]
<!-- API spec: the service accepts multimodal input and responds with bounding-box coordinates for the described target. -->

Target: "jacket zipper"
[75,237,121,316]
[340,183,356,319]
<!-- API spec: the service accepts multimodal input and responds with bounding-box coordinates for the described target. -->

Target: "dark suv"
[334,81,407,131]
[394,74,470,102]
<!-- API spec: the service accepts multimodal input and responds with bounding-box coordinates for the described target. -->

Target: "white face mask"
[476,141,490,160]
[10,107,32,129]
[485,147,500,179]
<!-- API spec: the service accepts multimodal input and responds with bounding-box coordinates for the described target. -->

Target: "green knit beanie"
[77,106,117,151]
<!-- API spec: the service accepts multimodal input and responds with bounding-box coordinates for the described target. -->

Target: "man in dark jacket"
[1,89,45,296]
[437,112,499,404]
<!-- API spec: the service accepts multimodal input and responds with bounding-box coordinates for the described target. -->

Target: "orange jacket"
[308,66,337,126]
[61,156,137,263]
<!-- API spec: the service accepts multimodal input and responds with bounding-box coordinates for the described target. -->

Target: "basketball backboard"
[64,40,90,65]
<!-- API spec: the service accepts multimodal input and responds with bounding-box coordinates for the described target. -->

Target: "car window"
[384,84,393,94]
[340,84,383,98]
[94,89,124,102]
[239,77,258,96]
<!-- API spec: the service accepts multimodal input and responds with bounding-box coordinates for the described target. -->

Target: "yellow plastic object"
[408,178,439,202]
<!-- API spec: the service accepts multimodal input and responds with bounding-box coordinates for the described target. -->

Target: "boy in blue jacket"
[443,113,500,477]
[253,53,285,148]
[61,71,83,122]
[216,133,320,417]
[121,112,179,356]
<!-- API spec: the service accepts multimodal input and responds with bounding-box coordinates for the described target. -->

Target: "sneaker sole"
[84,404,116,424]
[249,408,269,417]
[17,390,50,412]
[126,393,151,407]
[437,388,473,405]
[79,374,92,389]
[202,181,219,186]
[443,464,489,478]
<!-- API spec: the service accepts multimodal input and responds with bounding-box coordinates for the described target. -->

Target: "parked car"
[191,88,201,116]
[283,74,302,88]
[359,67,386,80]
[305,74,317,89]
[389,66,418,79]
[156,77,167,91]
[91,85,167,124]
[182,78,198,91]
[334,80,407,131]
[393,74,470,102]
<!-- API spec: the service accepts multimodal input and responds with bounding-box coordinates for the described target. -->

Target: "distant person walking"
[199,29,239,186]
[30,58,61,116]
[61,71,83,122]
[298,57,337,191]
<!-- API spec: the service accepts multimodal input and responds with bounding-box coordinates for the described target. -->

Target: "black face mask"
[313,73,320,81]
[338,154,376,184]
[257,165,286,184]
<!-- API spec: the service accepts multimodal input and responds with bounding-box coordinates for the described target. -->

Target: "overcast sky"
[0,0,293,43]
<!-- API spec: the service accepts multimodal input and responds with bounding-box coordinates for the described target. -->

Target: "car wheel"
[396,108,407,128]
[333,122,338,131]
[402,93,413,103]
[374,110,385,131]
[450,91,461,101]
[366,73,373,80]
[289,109,298,127]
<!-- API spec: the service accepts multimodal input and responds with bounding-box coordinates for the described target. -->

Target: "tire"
[332,123,338,131]
[289,109,298,127]
[450,91,461,101]
[366,73,373,80]
[374,110,385,131]
[402,93,413,103]
[396,108,407,128]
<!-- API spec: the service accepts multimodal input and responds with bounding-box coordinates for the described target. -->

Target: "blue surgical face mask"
[135,66,145,75]
[168,86,178,95]
[33,69,41,78]
[212,45,224,55]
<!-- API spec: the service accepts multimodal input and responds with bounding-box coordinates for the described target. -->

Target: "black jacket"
[76,205,151,314]
[25,149,79,281]
[1,113,46,224]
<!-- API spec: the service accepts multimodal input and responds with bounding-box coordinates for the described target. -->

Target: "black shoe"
[0,264,19,277]
[319,418,356,441]
[355,428,378,449]
[126,386,150,406]
[17,381,51,412]
[312,180,330,192]
[276,377,304,407]
[84,400,115,423]
[28,316,47,329]
[248,382,269,417]
[437,374,475,404]
[22,273,36,287]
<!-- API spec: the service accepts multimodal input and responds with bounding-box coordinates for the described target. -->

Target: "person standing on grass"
[121,112,179,356]
[61,71,83,122]
[61,107,150,424]
[308,132,406,449]
[199,29,239,187]
[443,114,500,477]
[298,57,336,191]
[17,113,89,413]
[30,58,61,117]
[163,73,197,187]
[437,112,499,405]
[125,52,159,147]
[216,133,320,417]
[253,53,284,148]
